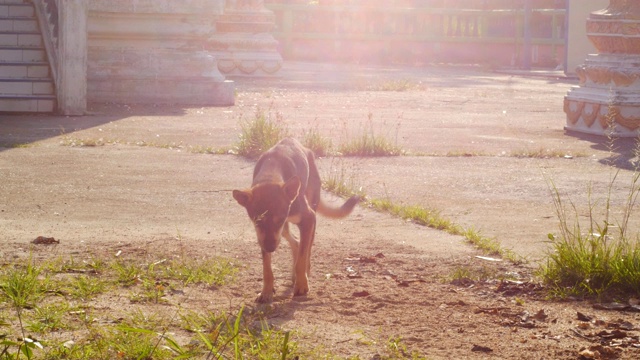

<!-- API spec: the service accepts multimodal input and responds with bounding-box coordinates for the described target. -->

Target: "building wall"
[85,0,234,105]
[565,0,608,75]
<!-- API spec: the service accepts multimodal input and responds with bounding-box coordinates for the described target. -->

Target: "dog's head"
[233,176,301,253]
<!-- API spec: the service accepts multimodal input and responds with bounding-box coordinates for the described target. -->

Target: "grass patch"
[0,253,317,359]
[448,265,499,283]
[235,107,289,159]
[338,113,404,157]
[511,148,586,159]
[322,161,518,262]
[361,79,426,92]
[302,122,333,157]
[540,171,640,298]
[0,142,37,148]
[234,109,403,158]
[368,197,518,261]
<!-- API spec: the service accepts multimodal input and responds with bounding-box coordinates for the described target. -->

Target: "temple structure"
[5,0,283,115]
[564,0,640,136]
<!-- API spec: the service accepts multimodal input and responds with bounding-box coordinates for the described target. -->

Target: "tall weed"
[541,164,640,296]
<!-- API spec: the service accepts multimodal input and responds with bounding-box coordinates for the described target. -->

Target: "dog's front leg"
[283,222,299,284]
[257,250,275,303]
[293,216,316,296]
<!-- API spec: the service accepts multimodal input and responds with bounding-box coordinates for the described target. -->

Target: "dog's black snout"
[263,240,278,253]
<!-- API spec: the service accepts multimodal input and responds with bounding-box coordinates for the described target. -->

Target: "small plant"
[162,257,239,287]
[236,107,289,158]
[0,261,45,359]
[302,122,332,157]
[338,113,403,157]
[511,148,583,159]
[385,336,427,359]
[322,158,367,199]
[541,170,640,297]
[111,260,141,287]
[449,265,498,283]
[27,303,70,333]
[66,275,108,301]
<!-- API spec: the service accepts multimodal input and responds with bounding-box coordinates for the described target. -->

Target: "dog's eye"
[253,211,268,224]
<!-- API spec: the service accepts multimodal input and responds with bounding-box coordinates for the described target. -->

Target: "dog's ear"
[282,176,301,203]
[232,189,252,208]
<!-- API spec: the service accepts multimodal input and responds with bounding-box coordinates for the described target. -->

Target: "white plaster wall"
[565,0,609,75]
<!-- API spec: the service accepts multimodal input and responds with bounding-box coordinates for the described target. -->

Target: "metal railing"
[32,0,59,82]
[266,4,565,66]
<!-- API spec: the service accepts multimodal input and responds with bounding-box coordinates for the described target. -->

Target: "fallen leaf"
[352,290,370,298]
[607,320,635,331]
[593,302,629,311]
[596,329,628,339]
[533,309,548,321]
[32,236,59,245]
[471,344,493,353]
[578,348,596,359]
[577,312,593,322]
[475,256,502,262]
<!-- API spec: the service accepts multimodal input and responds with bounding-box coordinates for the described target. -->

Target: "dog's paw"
[256,292,273,303]
[293,281,309,297]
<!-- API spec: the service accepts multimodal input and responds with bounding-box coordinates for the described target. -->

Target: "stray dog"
[233,138,359,303]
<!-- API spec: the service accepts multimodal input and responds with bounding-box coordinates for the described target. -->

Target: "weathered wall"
[86,0,234,105]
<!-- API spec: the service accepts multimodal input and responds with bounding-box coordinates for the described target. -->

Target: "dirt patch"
[1,62,640,358]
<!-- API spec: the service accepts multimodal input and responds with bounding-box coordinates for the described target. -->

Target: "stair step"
[0,17,38,32]
[0,77,53,95]
[0,47,45,62]
[0,94,55,113]
[0,32,42,47]
[0,61,49,78]
[0,3,34,17]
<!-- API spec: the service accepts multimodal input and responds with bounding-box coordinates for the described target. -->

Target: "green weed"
[0,261,45,359]
[338,114,403,157]
[236,107,289,158]
[302,122,333,157]
[541,171,640,297]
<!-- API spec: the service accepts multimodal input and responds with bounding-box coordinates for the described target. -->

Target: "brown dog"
[233,138,359,303]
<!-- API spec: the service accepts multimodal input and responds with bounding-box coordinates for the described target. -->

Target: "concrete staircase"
[0,0,55,113]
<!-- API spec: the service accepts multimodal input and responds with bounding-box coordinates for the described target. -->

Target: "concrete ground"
[1,61,639,263]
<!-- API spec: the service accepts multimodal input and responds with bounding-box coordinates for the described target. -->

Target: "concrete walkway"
[1,62,639,262]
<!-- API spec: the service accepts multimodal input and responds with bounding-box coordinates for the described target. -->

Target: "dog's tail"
[317,195,360,219]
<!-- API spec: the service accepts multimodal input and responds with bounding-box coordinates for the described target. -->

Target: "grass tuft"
[338,114,403,157]
[540,172,640,297]
[236,107,289,159]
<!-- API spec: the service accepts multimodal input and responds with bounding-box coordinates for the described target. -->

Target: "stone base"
[211,8,283,77]
[88,77,234,106]
[210,33,283,76]
[215,52,283,77]
[564,97,640,137]
[564,54,640,137]
[88,47,234,105]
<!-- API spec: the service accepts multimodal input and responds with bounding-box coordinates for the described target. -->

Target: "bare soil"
[1,62,640,359]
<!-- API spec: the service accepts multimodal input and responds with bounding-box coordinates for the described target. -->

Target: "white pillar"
[57,0,87,115]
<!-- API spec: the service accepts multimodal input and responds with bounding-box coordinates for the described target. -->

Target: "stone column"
[209,0,283,76]
[564,0,640,136]
[58,0,87,115]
